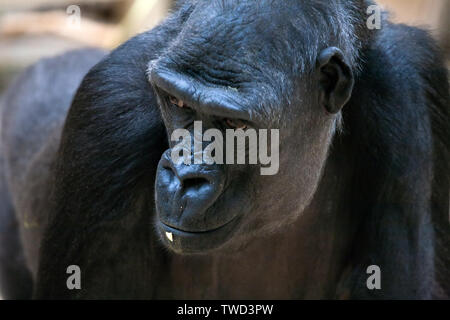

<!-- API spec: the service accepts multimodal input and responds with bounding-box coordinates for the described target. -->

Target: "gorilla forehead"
[164,0,304,86]
[149,1,319,123]
[163,0,368,82]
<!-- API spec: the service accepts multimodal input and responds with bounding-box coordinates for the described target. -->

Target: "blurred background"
[0,0,449,91]
[0,0,176,91]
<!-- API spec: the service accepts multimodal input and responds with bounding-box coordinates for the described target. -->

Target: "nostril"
[182,177,209,190]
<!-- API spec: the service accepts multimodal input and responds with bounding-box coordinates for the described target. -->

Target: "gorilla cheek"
[251,139,330,232]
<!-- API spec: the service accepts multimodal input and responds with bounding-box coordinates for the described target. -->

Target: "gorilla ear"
[317,47,354,114]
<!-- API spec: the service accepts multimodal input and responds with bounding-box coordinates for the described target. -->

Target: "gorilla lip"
[159,216,236,234]
[157,217,240,253]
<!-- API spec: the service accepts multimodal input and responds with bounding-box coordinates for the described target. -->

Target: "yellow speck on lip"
[166,232,173,242]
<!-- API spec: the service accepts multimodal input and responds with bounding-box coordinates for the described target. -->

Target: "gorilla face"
[150,0,354,254]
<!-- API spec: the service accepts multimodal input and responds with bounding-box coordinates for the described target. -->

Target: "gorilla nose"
[182,176,210,194]
[155,151,225,231]
[173,168,211,194]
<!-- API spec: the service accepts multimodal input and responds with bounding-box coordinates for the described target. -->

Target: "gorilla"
[0,0,449,299]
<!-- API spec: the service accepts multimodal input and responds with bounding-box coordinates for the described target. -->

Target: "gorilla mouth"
[157,217,240,254]
[161,218,235,234]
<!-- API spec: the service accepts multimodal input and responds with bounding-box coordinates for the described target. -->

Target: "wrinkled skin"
[0,0,449,299]
[150,2,349,253]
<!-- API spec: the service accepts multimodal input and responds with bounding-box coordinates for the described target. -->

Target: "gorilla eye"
[168,95,185,108]
[225,119,248,130]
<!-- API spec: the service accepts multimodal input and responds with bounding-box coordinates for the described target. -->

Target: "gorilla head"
[150,0,356,254]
